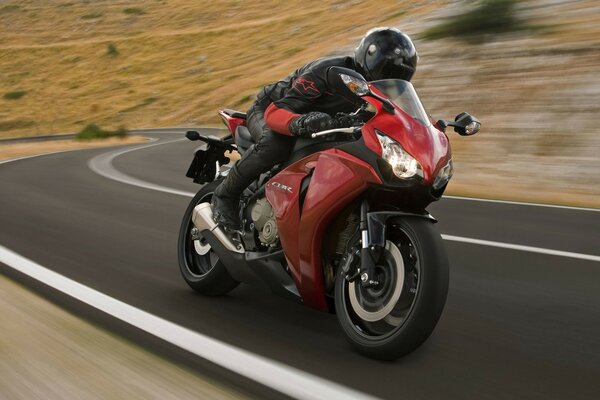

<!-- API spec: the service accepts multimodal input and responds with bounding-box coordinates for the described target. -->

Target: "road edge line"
[0,244,379,400]
[442,234,600,262]
[443,195,599,212]
[87,138,195,197]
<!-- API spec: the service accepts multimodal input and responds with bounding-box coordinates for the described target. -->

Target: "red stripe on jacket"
[264,103,299,136]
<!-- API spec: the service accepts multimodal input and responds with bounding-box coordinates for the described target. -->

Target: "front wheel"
[177,180,239,296]
[334,217,449,360]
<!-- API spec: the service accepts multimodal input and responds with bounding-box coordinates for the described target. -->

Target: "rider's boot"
[211,165,251,231]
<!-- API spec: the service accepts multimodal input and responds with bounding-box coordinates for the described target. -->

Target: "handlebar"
[310,127,360,138]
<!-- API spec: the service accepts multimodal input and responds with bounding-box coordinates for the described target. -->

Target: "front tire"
[334,217,449,360]
[177,180,239,296]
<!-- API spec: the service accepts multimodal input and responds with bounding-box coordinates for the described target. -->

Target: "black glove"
[289,112,336,137]
[334,112,355,128]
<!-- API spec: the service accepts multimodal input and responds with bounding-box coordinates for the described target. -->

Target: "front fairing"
[364,80,451,186]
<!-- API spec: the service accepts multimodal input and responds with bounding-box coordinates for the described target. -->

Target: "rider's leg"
[212,103,295,230]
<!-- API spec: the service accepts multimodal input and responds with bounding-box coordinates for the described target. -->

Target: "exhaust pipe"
[191,203,244,254]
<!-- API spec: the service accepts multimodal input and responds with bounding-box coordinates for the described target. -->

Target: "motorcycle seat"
[235,125,254,154]
[222,109,247,119]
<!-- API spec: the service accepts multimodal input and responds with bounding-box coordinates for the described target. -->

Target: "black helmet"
[354,27,418,81]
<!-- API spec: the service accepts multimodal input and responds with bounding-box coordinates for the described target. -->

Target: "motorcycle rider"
[212,27,419,230]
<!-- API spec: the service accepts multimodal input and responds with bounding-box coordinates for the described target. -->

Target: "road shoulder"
[0,273,247,400]
[0,136,148,162]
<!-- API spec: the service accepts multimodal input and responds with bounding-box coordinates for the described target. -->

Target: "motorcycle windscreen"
[370,80,431,127]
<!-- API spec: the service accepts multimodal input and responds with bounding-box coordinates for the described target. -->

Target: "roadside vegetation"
[106,43,119,57]
[421,0,530,42]
[81,11,103,20]
[0,119,35,132]
[76,123,127,140]
[123,7,145,15]
[0,4,20,12]
[3,90,27,100]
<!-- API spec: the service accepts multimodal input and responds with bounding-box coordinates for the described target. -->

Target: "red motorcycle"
[178,67,480,360]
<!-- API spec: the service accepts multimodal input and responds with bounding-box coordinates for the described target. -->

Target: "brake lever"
[310,127,361,139]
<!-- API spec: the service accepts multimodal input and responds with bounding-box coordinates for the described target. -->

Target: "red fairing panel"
[265,154,318,287]
[267,149,382,311]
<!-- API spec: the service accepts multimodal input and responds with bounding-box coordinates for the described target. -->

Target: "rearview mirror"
[437,112,480,136]
[185,130,201,141]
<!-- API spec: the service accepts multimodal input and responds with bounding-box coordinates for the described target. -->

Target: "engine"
[250,198,279,246]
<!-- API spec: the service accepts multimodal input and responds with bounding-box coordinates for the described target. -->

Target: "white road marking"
[88,138,196,197]
[443,195,598,212]
[0,245,379,400]
[86,138,600,262]
[442,234,600,262]
[0,150,80,165]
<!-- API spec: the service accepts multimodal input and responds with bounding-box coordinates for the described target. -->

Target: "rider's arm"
[264,103,299,136]
[265,73,328,136]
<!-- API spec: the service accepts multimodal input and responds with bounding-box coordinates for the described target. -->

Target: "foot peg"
[192,203,244,253]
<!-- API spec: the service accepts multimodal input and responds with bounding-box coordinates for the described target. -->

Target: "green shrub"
[77,124,127,140]
[421,0,526,42]
[81,12,103,20]
[0,5,20,12]
[3,90,27,100]
[142,97,158,105]
[107,43,119,57]
[0,120,35,131]
[123,7,145,15]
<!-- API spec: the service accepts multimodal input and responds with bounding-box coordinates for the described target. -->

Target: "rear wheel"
[334,217,449,360]
[177,180,239,295]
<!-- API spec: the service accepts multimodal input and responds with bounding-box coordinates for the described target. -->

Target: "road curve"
[1,131,599,400]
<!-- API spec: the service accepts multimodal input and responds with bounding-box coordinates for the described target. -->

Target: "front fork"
[359,201,381,288]
[341,200,437,288]
[339,200,381,288]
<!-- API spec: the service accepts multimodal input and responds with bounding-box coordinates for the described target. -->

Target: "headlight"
[376,130,423,179]
[433,159,453,190]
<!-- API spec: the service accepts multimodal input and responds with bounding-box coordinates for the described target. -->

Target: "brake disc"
[348,240,404,322]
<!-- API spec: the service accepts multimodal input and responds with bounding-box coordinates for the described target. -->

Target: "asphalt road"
[1,131,599,399]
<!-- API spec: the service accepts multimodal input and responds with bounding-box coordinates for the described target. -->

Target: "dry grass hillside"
[0,0,441,136]
[1,0,598,207]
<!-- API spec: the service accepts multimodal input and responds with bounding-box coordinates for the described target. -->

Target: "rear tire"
[334,217,449,360]
[177,180,239,296]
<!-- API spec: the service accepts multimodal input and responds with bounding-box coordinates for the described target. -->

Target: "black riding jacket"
[260,56,365,135]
